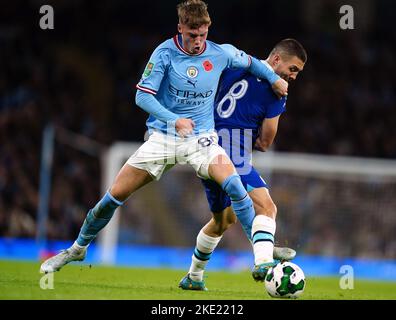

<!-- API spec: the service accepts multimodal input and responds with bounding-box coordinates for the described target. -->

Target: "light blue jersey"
[136,34,255,135]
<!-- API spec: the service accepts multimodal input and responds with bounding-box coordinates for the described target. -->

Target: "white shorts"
[126,131,228,180]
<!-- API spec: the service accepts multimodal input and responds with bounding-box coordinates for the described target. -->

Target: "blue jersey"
[214,67,287,168]
[201,66,287,213]
[137,34,253,135]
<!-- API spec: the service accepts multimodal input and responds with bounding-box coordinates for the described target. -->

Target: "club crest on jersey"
[143,62,154,77]
[186,66,198,78]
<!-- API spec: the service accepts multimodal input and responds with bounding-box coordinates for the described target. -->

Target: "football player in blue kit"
[180,39,307,290]
[40,0,289,275]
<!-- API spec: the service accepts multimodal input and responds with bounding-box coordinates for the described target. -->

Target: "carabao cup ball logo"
[187,66,198,78]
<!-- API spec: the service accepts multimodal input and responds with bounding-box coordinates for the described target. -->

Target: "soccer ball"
[264,261,306,299]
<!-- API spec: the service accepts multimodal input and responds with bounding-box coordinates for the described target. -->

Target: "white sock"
[72,241,88,251]
[251,215,276,265]
[189,230,222,281]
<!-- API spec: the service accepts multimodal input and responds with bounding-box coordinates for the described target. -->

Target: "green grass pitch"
[0,260,395,300]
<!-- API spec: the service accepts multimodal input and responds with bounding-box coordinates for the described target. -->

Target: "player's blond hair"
[177,0,211,29]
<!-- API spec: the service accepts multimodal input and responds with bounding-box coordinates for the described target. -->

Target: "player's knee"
[255,201,277,219]
[108,185,129,203]
[208,155,236,183]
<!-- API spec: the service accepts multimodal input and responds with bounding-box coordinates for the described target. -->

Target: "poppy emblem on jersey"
[187,66,198,78]
[143,62,154,77]
[203,60,213,72]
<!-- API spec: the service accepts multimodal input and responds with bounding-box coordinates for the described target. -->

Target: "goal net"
[99,143,396,264]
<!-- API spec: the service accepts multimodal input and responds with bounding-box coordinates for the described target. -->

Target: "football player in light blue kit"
[40,0,288,275]
[181,39,307,289]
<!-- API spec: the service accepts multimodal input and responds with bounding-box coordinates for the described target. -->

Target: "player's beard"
[281,74,291,82]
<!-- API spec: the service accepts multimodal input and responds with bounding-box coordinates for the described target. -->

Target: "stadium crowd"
[1,0,395,259]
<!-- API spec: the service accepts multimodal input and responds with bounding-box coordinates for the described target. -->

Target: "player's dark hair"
[177,0,211,29]
[272,39,307,63]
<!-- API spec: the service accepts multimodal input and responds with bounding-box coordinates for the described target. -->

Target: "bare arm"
[254,115,281,152]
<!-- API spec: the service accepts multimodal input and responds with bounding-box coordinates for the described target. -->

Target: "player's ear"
[273,54,281,67]
[177,23,182,33]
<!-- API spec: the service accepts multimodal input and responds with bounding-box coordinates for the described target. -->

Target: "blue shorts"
[201,166,268,213]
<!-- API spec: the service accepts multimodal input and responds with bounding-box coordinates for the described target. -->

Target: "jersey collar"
[173,34,207,56]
